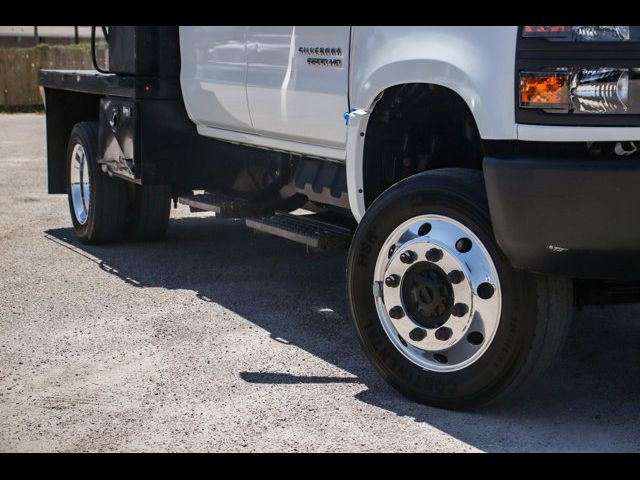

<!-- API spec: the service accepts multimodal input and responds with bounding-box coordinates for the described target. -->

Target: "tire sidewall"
[347,173,537,408]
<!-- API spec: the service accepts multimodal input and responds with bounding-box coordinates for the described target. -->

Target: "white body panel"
[178,26,640,222]
[517,125,640,142]
[349,26,519,140]
[345,26,519,220]
[246,26,350,149]
[196,124,346,161]
[179,26,252,131]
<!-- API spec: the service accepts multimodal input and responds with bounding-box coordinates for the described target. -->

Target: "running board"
[177,192,268,218]
[245,213,353,250]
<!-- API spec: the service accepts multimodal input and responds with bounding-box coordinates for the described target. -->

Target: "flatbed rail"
[38,69,180,99]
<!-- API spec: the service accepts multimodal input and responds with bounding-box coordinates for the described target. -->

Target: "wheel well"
[362,83,484,207]
[44,89,100,194]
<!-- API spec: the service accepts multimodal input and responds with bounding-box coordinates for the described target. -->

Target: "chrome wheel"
[70,143,91,225]
[373,214,502,372]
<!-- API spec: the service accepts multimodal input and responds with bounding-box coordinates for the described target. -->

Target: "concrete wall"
[0,44,94,108]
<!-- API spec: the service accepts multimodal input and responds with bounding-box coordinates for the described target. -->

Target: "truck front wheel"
[346,168,573,409]
[67,122,127,244]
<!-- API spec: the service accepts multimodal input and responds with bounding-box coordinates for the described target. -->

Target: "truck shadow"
[45,216,640,452]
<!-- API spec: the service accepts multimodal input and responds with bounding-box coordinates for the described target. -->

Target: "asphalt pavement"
[0,114,638,452]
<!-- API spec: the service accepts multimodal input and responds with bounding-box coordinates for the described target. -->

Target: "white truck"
[39,26,640,409]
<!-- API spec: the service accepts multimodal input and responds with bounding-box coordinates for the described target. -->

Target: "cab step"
[245,212,353,250]
[177,192,269,218]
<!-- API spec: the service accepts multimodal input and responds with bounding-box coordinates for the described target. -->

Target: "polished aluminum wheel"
[70,143,91,225]
[373,214,501,372]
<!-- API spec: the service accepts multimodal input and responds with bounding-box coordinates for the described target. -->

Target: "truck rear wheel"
[67,122,127,244]
[346,168,573,409]
[125,184,172,242]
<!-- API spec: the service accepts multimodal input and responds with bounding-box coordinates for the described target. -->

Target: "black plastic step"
[245,213,353,250]
[178,192,268,218]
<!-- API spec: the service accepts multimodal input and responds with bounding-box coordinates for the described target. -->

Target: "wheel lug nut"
[455,238,472,253]
[435,326,453,341]
[389,306,405,319]
[425,248,443,262]
[400,250,417,264]
[409,328,427,341]
[448,270,465,284]
[451,303,469,317]
[385,274,400,287]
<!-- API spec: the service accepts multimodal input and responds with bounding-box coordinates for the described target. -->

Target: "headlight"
[522,26,631,42]
[520,68,640,114]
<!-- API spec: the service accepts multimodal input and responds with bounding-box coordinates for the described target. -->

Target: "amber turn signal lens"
[523,26,570,35]
[519,73,570,109]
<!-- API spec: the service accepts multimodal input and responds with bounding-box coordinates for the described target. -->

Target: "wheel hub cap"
[402,262,453,329]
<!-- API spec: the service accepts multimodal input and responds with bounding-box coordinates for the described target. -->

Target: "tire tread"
[125,184,171,242]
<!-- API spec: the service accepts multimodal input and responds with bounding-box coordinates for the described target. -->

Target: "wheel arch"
[346,27,519,221]
[346,80,486,221]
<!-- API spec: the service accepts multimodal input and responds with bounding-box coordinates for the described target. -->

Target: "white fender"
[345,26,519,221]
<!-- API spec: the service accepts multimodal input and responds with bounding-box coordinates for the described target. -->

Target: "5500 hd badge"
[298,46,343,68]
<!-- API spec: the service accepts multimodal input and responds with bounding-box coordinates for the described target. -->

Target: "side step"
[178,192,268,218]
[245,213,353,250]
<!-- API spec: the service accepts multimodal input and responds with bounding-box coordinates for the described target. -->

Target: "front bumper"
[483,156,640,280]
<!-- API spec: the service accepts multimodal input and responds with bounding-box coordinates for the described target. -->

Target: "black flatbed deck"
[38,69,180,100]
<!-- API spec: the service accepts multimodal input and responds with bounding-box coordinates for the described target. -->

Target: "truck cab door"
[179,26,253,132]
[246,26,351,151]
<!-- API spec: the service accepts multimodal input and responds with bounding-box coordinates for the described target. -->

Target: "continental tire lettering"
[357,228,378,267]
[493,315,518,367]
[409,191,445,209]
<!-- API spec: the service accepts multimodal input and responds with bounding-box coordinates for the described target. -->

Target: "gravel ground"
[0,113,639,452]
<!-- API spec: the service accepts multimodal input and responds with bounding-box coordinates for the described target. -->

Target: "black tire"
[67,122,127,245]
[346,168,573,410]
[124,184,171,242]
